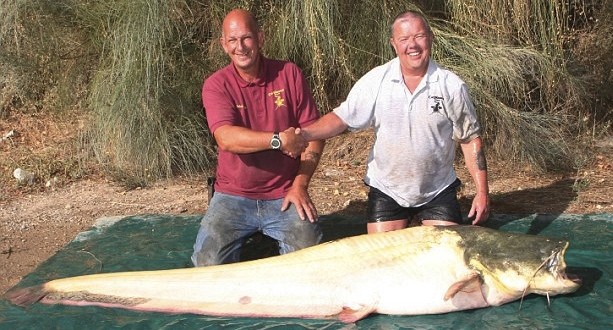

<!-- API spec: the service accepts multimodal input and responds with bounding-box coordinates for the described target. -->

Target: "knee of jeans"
[192,244,241,267]
[277,222,322,254]
[191,239,214,266]
[192,252,219,267]
[191,252,204,267]
[192,224,244,266]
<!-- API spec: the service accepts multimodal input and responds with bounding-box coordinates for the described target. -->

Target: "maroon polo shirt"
[202,57,319,199]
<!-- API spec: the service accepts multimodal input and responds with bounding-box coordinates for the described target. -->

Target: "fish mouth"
[565,273,582,285]
[554,264,582,286]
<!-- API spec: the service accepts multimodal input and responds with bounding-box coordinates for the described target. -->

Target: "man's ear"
[219,36,228,54]
[257,31,265,47]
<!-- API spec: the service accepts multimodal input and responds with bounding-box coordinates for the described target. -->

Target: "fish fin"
[4,285,48,307]
[444,273,483,301]
[336,304,376,323]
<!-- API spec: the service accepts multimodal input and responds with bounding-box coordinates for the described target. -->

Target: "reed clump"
[1,0,609,183]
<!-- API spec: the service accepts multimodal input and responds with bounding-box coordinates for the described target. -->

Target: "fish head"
[452,227,581,303]
[520,241,581,295]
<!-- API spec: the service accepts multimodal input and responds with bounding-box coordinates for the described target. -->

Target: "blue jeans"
[191,192,322,266]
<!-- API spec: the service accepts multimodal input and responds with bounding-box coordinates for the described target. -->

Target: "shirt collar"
[425,60,439,83]
[232,56,267,87]
[388,58,440,96]
[389,57,440,84]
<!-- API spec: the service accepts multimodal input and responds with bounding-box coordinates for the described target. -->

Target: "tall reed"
[0,0,605,179]
[82,0,216,183]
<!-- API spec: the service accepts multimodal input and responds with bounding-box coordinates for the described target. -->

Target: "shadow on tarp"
[0,213,611,329]
[478,178,579,215]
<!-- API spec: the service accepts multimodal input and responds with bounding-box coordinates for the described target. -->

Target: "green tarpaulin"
[1,213,611,329]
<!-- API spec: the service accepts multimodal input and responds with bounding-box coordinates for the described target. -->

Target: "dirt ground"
[0,113,611,295]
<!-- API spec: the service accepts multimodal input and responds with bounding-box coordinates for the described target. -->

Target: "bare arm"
[459,137,490,225]
[281,112,345,221]
[213,125,306,157]
[300,112,348,142]
[282,139,325,222]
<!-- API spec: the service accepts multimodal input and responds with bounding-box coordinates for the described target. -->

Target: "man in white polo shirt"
[301,10,489,233]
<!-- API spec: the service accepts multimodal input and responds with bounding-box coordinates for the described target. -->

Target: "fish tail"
[4,285,49,307]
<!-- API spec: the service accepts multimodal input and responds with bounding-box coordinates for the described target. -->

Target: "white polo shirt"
[334,58,481,207]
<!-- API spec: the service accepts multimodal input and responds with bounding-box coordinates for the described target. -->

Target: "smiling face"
[389,13,433,77]
[220,9,264,80]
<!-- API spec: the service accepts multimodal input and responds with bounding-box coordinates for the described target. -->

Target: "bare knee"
[367,219,408,233]
[421,219,458,226]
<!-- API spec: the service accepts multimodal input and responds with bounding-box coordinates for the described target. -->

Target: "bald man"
[191,9,325,266]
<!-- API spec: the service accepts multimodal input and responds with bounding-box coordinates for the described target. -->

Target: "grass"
[0,0,610,188]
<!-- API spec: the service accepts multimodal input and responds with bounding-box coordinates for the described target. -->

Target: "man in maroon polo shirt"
[191,8,325,266]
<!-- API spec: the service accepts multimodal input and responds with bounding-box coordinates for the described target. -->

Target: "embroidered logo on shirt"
[268,89,286,110]
[429,95,444,113]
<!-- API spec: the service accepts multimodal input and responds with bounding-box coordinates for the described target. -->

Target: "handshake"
[278,127,310,158]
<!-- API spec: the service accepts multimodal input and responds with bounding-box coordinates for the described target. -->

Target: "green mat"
[1,213,611,329]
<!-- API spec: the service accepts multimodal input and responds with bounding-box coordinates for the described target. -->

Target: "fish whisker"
[519,250,557,311]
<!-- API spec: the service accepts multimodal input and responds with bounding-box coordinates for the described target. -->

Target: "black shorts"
[367,179,466,224]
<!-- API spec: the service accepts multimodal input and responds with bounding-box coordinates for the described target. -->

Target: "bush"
[1,0,610,181]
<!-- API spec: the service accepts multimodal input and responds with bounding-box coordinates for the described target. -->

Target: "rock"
[46,176,58,189]
[1,129,17,142]
[13,168,35,185]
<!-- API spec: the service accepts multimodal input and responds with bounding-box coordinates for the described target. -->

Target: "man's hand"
[279,127,307,158]
[468,192,489,225]
[281,184,318,223]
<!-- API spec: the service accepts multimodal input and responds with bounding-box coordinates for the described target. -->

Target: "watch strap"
[270,132,281,150]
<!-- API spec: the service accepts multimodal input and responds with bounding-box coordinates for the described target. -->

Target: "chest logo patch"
[268,89,286,110]
[429,95,444,113]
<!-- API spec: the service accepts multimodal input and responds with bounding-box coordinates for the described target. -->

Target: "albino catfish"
[6,226,580,323]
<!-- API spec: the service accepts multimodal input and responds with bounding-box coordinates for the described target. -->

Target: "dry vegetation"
[1,111,611,294]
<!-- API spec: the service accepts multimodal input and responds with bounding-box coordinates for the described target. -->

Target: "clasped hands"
[279,127,307,158]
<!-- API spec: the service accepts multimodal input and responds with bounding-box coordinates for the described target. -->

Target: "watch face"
[271,138,281,149]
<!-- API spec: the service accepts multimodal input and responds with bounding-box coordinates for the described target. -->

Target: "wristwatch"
[270,132,282,150]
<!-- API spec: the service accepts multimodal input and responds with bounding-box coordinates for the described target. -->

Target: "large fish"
[6,226,580,323]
